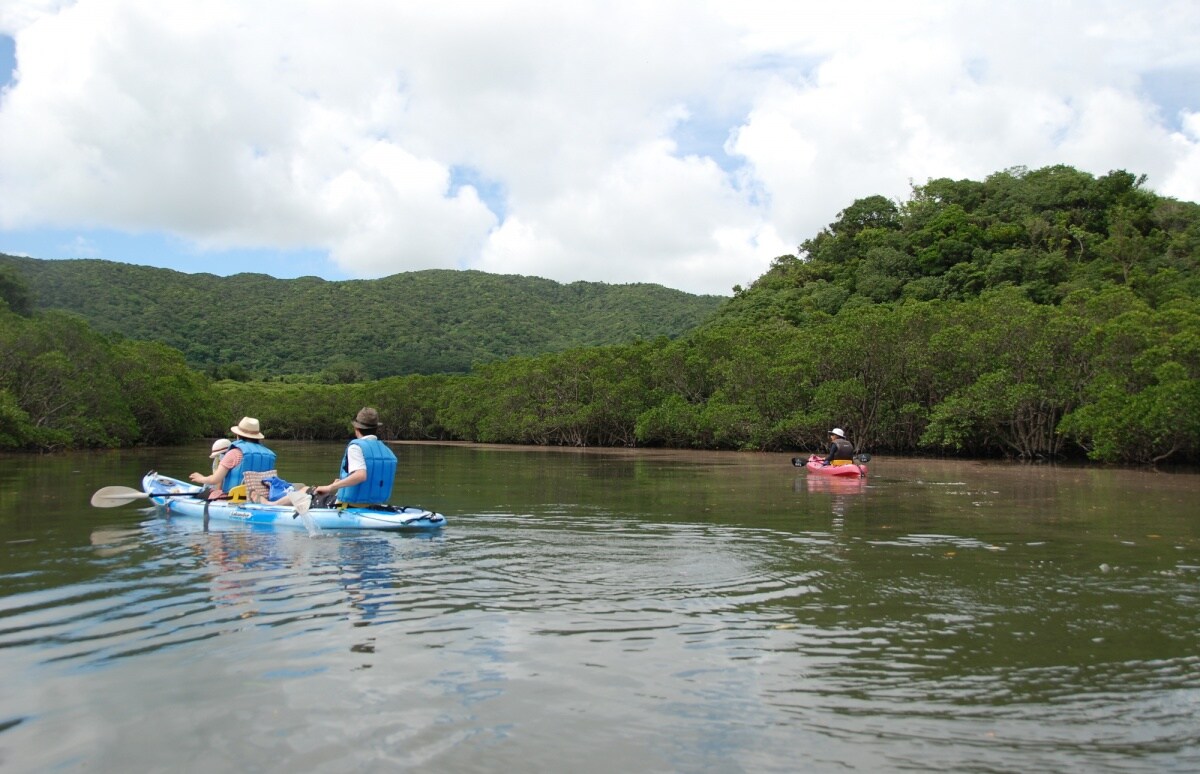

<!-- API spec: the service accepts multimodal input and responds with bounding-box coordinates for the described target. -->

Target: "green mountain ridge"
[0,256,726,379]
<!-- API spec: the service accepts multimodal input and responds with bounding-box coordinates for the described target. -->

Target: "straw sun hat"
[230,416,265,439]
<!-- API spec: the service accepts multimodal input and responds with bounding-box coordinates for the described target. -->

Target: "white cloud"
[478,140,788,292]
[1,1,1199,295]
[1160,111,1200,202]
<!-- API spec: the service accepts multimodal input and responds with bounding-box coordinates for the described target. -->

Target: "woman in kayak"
[824,428,856,466]
[188,417,277,498]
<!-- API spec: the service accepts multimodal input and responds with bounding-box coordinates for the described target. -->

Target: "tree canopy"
[0,259,725,379]
[722,166,1199,321]
[4,165,1198,464]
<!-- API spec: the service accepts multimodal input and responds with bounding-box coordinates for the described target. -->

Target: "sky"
[1,1,1199,296]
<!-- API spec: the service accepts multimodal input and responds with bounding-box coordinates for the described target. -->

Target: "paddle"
[288,490,320,536]
[790,452,872,467]
[90,486,207,508]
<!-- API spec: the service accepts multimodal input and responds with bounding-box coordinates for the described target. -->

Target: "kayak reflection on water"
[804,476,867,495]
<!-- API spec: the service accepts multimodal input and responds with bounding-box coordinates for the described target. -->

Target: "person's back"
[315,408,398,506]
[190,418,274,497]
[337,436,397,504]
[825,428,855,465]
[225,438,277,489]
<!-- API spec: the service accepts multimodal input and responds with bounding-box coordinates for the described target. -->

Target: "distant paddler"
[823,427,856,466]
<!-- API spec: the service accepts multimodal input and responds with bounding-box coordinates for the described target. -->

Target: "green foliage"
[0,388,33,447]
[1059,295,1200,463]
[4,164,1199,465]
[0,265,33,316]
[214,381,357,441]
[0,308,216,450]
[113,339,221,445]
[722,165,1200,329]
[0,258,724,379]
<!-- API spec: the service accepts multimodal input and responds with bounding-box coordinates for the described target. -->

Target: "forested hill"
[4,164,1200,462]
[710,165,1200,327]
[0,256,725,378]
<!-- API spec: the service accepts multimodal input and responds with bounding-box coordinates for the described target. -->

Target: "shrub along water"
[0,306,217,451]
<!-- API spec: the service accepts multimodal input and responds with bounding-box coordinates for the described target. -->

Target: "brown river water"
[1,442,1198,772]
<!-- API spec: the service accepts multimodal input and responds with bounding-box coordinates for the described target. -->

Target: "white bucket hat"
[209,438,232,458]
[829,428,846,438]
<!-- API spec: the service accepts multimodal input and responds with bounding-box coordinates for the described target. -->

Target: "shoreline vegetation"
[3,165,1198,466]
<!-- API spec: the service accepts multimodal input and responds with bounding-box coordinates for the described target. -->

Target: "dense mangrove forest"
[3,165,1198,464]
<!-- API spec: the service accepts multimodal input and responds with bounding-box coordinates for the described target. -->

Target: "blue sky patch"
[0,227,337,279]
[450,164,507,220]
[0,34,15,92]
[671,109,740,172]
[1141,69,1200,133]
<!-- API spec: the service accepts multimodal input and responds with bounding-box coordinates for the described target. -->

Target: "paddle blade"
[289,491,320,536]
[90,486,150,508]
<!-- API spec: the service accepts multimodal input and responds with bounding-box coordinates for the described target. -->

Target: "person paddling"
[189,417,277,499]
[823,427,855,466]
[314,408,397,507]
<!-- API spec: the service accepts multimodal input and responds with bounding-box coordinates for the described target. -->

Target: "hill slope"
[0,256,725,378]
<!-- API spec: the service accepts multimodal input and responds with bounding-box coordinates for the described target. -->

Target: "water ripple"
[2,496,1198,772]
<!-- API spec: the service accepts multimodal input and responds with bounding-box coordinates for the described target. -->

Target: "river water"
[1,442,1197,772]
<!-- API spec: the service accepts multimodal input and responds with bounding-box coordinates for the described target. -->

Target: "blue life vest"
[225,440,277,489]
[336,437,397,504]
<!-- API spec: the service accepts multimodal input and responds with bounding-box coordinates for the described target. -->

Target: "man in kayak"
[188,417,277,499]
[314,407,397,507]
[824,428,856,466]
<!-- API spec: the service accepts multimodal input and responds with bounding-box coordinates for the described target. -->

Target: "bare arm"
[189,466,229,487]
[314,468,366,496]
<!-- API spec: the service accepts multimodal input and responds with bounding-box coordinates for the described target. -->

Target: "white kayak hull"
[142,472,447,531]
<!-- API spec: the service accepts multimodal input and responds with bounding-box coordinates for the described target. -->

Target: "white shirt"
[345,434,376,474]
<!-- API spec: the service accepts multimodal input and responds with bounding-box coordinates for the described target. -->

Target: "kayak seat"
[241,470,277,502]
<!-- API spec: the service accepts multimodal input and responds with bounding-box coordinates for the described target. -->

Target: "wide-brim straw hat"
[209,438,232,458]
[230,416,265,439]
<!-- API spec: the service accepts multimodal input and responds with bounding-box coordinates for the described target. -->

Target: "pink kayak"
[792,454,868,478]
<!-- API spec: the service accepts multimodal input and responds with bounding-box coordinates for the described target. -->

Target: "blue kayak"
[142,472,447,531]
